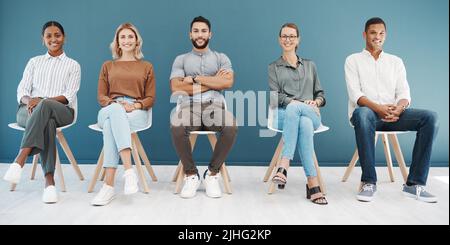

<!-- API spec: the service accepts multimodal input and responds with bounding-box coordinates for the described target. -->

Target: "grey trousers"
[170,101,238,175]
[17,99,74,175]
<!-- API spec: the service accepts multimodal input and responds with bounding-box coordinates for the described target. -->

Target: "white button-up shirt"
[345,49,411,120]
[17,52,81,108]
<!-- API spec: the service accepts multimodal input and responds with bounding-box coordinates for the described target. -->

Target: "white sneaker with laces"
[91,184,115,206]
[3,162,23,184]
[123,168,139,195]
[180,174,200,199]
[203,170,222,198]
[42,185,58,204]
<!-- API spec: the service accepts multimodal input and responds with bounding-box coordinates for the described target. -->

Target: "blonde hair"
[110,23,144,60]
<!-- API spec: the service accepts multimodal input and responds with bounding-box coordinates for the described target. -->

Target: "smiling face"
[118,28,137,53]
[364,23,386,51]
[190,22,211,50]
[43,25,64,55]
[279,26,299,52]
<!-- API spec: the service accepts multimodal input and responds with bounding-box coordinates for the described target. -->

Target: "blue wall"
[1,0,448,166]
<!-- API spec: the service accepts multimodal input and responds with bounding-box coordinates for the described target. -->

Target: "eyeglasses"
[280,35,298,41]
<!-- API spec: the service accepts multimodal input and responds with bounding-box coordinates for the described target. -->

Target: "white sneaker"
[203,170,222,198]
[180,174,201,199]
[123,168,139,195]
[91,184,115,206]
[42,185,58,204]
[3,162,23,184]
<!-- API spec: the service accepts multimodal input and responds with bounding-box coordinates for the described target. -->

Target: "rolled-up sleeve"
[62,61,81,106]
[345,56,365,106]
[169,55,185,80]
[268,64,292,108]
[311,62,326,107]
[219,53,233,72]
[394,59,411,106]
[17,58,35,104]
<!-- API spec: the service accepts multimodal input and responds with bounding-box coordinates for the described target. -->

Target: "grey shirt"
[170,48,233,103]
[269,57,326,108]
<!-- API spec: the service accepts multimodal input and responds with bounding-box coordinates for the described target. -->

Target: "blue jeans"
[351,107,439,185]
[273,102,321,177]
[97,96,148,168]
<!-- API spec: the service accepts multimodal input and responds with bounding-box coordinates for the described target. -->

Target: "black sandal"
[272,167,287,189]
[306,184,328,205]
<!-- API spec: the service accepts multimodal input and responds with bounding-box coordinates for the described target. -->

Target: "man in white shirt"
[345,17,439,203]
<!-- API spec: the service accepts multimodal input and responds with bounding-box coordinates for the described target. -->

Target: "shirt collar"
[362,49,384,58]
[45,52,66,60]
[275,55,303,67]
[191,48,212,56]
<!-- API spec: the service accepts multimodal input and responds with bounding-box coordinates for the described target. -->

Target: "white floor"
[0,164,448,225]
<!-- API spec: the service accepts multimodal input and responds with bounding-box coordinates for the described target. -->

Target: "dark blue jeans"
[351,107,439,185]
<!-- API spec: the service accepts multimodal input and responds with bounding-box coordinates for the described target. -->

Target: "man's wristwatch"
[192,75,199,84]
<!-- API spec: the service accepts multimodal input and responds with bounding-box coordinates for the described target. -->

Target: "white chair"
[87,108,157,194]
[7,98,84,192]
[171,97,232,194]
[264,106,329,194]
[341,131,409,183]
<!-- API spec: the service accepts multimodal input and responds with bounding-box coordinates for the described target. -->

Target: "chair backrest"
[267,106,279,132]
[71,96,78,125]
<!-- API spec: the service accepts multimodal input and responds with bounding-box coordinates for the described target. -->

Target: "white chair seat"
[376,131,409,135]
[88,108,153,133]
[8,122,75,131]
[268,123,329,134]
[190,130,217,135]
[267,107,330,134]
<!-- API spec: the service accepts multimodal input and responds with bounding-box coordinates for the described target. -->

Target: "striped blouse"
[16,52,81,108]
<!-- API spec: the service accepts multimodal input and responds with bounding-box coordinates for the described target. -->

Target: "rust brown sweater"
[97,60,155,109]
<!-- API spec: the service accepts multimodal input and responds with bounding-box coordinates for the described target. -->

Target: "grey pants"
[17,99,74,175]
[170,101,238,175]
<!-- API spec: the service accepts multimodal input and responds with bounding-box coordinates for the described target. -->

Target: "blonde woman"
[91,23,156,206]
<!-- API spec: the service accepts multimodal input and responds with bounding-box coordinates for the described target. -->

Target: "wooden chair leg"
[30,154,39,180]
[173,134,198,193]
[220,163,232,194]
[131,137,150,193]
[381,134,395,182]
[264,137,284,182]
[268,152,282,194]
[10,155,39,192]
[174,164,185,194]
[100,168,106,181]
[313,151,326,195]
[55,150,66,192]
[88,149,104,193]
[388,134,408,182]
[342,134,379,182]
[172,162,182,182]
[57,131,84,180]
[133,133,157,182]
[342,149,359,182]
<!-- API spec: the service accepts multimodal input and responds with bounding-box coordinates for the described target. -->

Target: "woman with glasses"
[91,23,156,206]
[268,23,328,205]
